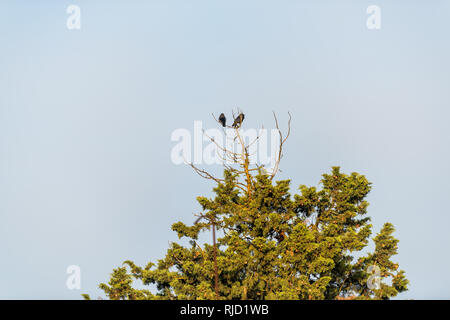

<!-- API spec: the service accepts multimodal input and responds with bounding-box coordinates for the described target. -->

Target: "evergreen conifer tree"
[84,113,408,300]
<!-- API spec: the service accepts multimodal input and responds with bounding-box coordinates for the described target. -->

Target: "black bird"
[218,113,226,127]
[232,113,245,128]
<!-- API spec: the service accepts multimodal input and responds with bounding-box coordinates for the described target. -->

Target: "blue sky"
[0,0,449,299]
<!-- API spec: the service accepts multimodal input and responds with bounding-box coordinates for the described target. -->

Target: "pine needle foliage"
[84,113,408,300]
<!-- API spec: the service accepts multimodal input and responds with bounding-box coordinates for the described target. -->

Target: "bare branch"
[270,111,292,180]
[202,129,241,156]
[188,162,224,184]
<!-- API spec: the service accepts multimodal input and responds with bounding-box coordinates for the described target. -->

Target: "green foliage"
[86,166,408,300]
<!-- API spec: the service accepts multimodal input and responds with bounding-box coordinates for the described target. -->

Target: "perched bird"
[232,113,245,128]
[218,113,226,127]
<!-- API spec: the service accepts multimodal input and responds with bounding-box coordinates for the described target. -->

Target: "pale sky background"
[1,1,449,299]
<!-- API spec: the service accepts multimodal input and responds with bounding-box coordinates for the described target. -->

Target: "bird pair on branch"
[219,112,245,129]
